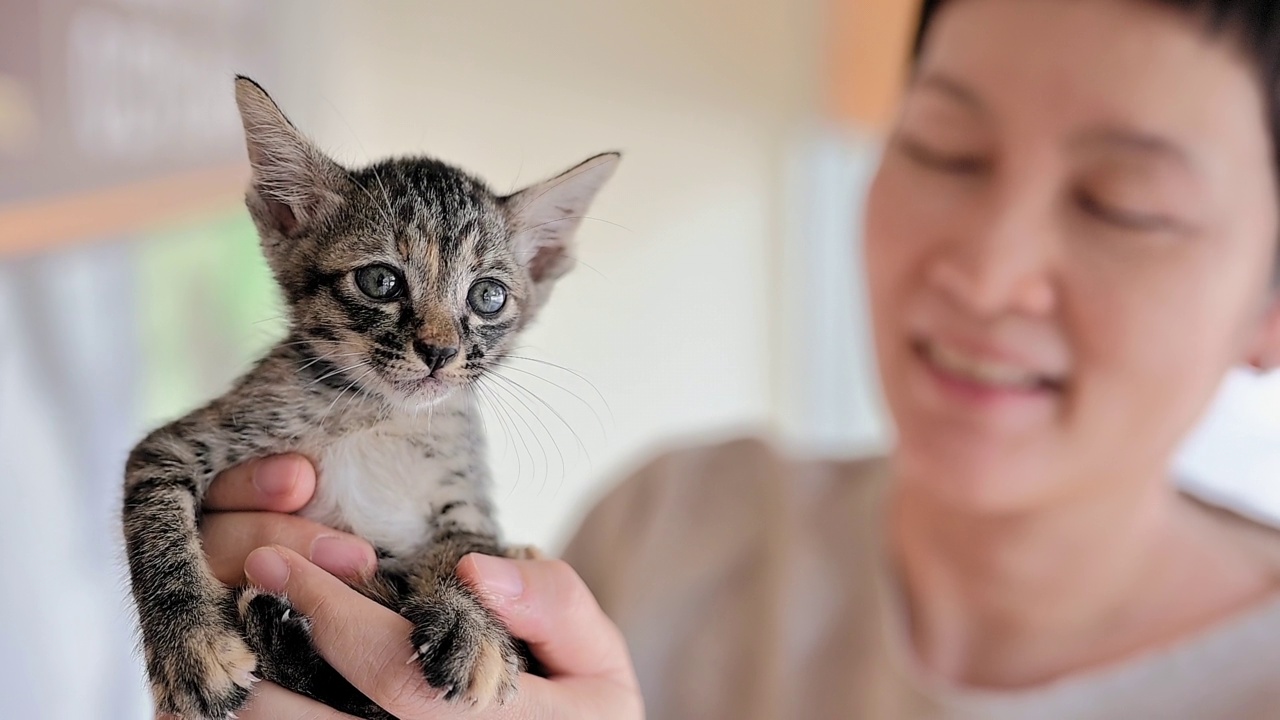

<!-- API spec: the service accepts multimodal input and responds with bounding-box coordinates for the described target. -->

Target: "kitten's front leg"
[400,532,523,708]
[123,431,260,720]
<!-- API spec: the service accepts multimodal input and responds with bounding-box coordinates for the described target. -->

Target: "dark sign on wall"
[0,0,277,206]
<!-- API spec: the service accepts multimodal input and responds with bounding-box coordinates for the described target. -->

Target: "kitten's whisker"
[471,380,512,469]
[485,376,552,490]
[482,372,562,493]
[481,375,545,490]
[353,176,394,227]
[277,339,349,349]
[473,382,516,475]
[492,363,608,439]
[320,365,374,424]
[297,351,364,374]
[488,372,592,465]
[475,378,532,493]
[486,371,586,455]
[487,372,588,483]
[318,96,395,227]
[507,154,526,195]
[507,160,613,217]
[310,360,372,387]
[511,248,609,280]
[520,215,631,236]
[466,386,490,437]
[559,253,610,280]
[491,355,614,422]
[340,367,378,415]
[368,164,397,227]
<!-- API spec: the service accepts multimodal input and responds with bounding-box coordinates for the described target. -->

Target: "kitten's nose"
[413,341,459,375]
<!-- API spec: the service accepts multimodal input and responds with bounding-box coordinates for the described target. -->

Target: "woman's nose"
[925,188,1058,318]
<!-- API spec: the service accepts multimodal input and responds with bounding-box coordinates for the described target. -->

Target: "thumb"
[456,554,633,683]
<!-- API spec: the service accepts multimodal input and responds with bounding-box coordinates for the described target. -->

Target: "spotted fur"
[122,76,619,720]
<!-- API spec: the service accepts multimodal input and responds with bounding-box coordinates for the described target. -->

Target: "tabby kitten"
[122,76,619,720]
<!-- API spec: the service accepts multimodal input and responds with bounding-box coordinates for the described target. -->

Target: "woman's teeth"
[923,342,1051,390]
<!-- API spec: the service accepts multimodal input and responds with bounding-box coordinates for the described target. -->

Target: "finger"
[202,512,376,586]
[244,546,443,719]
[457,555,634,683]
[239,680,361,720]
[205,454,317,512]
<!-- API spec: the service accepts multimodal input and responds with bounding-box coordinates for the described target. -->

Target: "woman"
[192,0,1280,717]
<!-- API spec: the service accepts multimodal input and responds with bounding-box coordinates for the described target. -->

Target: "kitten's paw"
[404,591,521,708]
[504,544,546,561]
[238,587,314,656]
[148,621,258,720]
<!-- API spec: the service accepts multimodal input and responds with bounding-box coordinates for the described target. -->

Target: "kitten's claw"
[405,593,520,707]
[281,609,291,622]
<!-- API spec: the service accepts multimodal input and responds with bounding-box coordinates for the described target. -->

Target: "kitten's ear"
[503,152,620,285]
[234,76,347,237]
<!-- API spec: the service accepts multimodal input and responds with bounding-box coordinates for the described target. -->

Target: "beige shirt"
[561,437,1280,720]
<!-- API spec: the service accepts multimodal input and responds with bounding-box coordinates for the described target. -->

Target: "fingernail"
[252,456,298,496]
[468,554,524,600]
[245,547,291,591]
[310,535,374,578]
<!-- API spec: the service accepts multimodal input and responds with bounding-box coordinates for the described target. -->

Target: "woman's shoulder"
[566,435,885,545]
[560,434,886,612]
[618,433,882,498]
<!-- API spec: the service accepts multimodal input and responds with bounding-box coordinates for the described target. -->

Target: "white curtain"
[0,242,151,719]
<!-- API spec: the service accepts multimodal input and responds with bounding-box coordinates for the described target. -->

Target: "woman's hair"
[911,0,1280,169]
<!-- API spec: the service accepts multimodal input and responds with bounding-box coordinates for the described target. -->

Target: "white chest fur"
[298,425,492,559]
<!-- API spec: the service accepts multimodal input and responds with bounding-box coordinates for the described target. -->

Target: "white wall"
[267,0,821,549]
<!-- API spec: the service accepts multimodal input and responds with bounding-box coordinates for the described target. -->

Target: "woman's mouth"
[914,339,1067,393]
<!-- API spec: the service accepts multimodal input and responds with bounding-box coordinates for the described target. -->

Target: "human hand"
[199,454,378,586]
[155,455,379,720]
[190,455,642,719]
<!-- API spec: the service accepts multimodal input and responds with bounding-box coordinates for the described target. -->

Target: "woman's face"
[866,0,1280,512]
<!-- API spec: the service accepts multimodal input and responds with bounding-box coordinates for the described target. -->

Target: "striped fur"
[122,76,619,719]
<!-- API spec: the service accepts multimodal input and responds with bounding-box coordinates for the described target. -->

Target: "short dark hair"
[911,0,1280,171]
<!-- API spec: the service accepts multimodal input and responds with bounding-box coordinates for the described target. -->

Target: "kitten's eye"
[467,279,508,316]
[354,264,404,301]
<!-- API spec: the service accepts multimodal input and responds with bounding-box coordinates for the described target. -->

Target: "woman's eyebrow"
[912,71,986,113]
[1073,127,1197,171]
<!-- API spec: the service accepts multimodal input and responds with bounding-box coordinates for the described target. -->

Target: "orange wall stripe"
[0,164,248,258]
[824,0,921,132]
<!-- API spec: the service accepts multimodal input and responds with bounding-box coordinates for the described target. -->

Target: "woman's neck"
[887,471,1276,688]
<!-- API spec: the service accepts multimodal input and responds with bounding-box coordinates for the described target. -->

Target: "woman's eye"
[354,264,405,301]
[899,137,990,175]
[1075,191,1177,232]
[468,279,508,316]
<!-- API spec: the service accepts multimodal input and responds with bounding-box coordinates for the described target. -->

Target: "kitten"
[122,76,619,720]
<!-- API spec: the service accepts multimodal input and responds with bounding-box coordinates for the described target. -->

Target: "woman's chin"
[890,443,1066,517]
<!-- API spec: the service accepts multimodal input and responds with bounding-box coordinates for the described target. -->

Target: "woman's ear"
[1245,293,1280,371]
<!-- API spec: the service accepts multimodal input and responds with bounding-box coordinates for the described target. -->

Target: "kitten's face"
[283,162,538,406]
[233,77,618,408]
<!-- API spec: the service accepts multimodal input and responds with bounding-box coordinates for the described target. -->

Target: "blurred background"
[5,0,1280,717]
